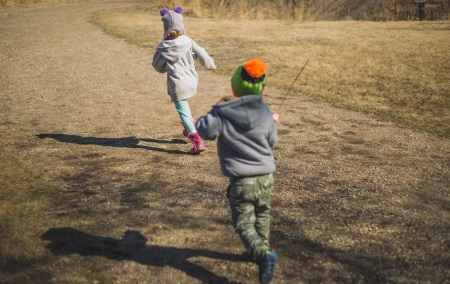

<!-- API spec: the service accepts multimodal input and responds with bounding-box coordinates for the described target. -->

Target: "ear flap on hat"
[173,6,183,14]
[160,8,169,16]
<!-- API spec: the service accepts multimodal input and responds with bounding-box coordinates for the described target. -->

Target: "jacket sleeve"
[267,119,278,148]
[195,109,222,140]
[191,41,216,70]
[152,50,167,73]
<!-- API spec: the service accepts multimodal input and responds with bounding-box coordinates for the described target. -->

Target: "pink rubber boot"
[188,132,205,154]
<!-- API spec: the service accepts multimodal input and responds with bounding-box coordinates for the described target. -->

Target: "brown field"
[3,0,450,21]
[91,4,450,139]
[1,1,449,284]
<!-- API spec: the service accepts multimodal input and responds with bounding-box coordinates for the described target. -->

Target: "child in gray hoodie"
[195,58,279,284]
[152,6,216,154]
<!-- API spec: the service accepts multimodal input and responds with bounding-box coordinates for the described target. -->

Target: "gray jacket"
[152,35,216,101]
[196,95,277,177]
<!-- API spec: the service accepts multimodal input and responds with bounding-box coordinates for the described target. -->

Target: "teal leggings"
[174,99,196,134]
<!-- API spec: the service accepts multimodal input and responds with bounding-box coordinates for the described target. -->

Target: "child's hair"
[164,29,183,40]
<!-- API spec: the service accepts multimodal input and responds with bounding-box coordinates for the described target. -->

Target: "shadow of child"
[41,227,247,283]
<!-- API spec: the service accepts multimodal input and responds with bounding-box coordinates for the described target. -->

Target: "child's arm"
[267,115,278,148]
[191,41,216,70]
[152,51,167,73]
[195,109,222,140]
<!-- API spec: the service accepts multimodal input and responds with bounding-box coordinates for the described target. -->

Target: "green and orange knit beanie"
[231,58,267,97]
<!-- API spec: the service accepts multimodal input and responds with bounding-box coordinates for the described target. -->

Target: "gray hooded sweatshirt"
[152,35,216,102]
[195,95,277,177]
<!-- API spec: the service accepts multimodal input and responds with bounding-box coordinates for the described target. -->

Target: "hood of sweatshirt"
[212,95,270,131]
[156,35,192,65]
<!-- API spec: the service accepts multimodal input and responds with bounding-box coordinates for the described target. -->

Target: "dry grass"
[0,142,50,268]
[0,0,92,9]
[2,3,449,283]
[3,0,449,21]
[91,5,450,138]
[155,0,450,21]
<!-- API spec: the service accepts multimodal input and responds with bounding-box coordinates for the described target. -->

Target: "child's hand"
[272,113,279,123]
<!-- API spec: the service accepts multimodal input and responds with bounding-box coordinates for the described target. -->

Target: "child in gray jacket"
[152,6,216,154]
[195,58,279,284]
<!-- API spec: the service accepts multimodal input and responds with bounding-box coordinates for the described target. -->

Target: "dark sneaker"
[259,251,278,284]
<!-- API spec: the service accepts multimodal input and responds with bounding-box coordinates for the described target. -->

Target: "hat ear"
[160,7,169,16]
[173,6,183,14]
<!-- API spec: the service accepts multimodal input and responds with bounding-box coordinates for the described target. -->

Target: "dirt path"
[1,2,449,283]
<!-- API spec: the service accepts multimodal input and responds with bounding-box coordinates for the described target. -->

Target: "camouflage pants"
[227,173,273,263]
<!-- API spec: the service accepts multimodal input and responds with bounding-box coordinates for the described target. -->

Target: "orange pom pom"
[243,58,266,79]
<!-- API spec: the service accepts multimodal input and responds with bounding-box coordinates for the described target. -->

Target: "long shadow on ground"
[36,133,190,155]
[41,227,247,284]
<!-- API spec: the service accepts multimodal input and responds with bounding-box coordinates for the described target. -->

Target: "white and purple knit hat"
[160,6,186,38]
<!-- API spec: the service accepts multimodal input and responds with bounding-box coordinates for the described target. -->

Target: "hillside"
[158,0,449,21]
[2,0,449,20]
